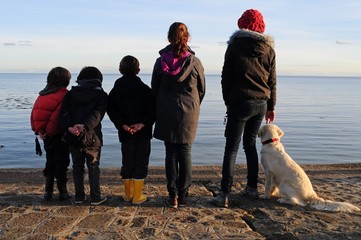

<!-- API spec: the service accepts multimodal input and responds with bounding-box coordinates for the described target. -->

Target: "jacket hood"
[39,86,63,96]
[161,51,191,76]
[228,29,274,47]
[228,29,274,57]
[77,79,103,90]
[158,44,195,82]
[69,79,104,106]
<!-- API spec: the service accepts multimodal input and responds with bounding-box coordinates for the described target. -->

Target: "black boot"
[44,175,54,200]
[57,180,71,201]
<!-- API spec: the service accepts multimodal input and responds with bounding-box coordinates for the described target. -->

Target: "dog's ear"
[277,126,284,138]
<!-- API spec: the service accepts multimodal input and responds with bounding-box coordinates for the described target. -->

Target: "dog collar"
[262,138,279,145]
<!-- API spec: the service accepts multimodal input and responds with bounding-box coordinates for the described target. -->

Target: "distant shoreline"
[1,72,361,78]
[1,162,361,172]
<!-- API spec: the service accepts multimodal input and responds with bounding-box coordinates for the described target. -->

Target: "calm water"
[0,73,360,168]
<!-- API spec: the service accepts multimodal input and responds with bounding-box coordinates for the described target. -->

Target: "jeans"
[70,146,102,201]
[221,100,267,193]
[120,139,150,179]
[164,142,192,198]
[43,134,70,184]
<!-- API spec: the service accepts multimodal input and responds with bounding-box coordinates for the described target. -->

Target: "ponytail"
[167,22,190,58]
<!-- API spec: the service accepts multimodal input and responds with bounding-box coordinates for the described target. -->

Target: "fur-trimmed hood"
[228,29,274,48]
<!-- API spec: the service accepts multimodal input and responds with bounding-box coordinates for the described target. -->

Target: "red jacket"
[31,87,68,137]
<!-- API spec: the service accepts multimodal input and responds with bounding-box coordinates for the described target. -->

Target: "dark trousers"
[70,146,102,201]
[221,100,267,193]
[43,134,70,184]
[120,139,150,179]
[164,142,192,198]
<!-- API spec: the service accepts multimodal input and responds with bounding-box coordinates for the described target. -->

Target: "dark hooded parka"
[151,45,206,144]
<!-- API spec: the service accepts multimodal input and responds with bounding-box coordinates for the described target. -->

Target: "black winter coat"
[60,79,108,147]
[107,74,155,142]
[221,29,276,111]
[151,45,206,144]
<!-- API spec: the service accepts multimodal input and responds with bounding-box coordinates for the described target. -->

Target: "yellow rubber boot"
[132,179,147,204]
[122,179,133,202]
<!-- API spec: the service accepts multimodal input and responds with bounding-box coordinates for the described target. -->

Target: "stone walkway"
[0,164,361,239]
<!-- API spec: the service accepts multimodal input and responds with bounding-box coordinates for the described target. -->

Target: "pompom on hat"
[237,9,265,33]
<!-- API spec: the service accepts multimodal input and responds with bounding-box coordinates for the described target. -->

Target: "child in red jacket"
[31,67,71,201]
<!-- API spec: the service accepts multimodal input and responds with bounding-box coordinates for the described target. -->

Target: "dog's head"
[258,124,284,142]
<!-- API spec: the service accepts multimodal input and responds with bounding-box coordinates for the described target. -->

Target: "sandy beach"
[0,163,360,239]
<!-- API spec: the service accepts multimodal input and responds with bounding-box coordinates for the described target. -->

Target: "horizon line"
[0,72,360,78]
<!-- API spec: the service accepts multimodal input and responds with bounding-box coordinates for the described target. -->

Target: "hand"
[130,123,144,131]
[265,111,275,124]
[68,125,82,136]
[122,123,144,135]
[74,124,85,133]
[39,133,46,140]
[123,124,136,135]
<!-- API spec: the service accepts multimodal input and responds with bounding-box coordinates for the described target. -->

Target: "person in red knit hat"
[237,9,265,33]
[212,9,277,208]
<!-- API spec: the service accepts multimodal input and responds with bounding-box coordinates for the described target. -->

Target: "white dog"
[258,124,360,212]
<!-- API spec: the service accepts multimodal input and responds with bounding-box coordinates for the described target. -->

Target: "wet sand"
[0,163,360,239]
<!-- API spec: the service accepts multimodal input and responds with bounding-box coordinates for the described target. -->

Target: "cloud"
[335,40,354,45]
[3,42,16,46]
[3,40,32,46]
[18,40,32,46]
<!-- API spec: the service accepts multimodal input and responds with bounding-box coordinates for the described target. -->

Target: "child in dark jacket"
[31,66,71,201]
[60,66,108,205]
[107,55,155,204]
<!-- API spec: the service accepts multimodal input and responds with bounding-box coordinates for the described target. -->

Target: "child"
[30,66,71,201]
[107,55,155,204]
[60,66,108,205]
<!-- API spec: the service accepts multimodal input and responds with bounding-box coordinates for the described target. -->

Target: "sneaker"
[241,186,259,199]
[178,196,188,207]
[74,196,86,204]
[43,192,53,201]
[59,192,71,201]
[212,192,229,208]
[91,197,107,206]
[165,197,178,209]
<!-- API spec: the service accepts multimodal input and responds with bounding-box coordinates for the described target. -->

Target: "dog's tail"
[309,196,360,212]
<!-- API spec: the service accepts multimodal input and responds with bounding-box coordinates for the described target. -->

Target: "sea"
[0,73,360,168]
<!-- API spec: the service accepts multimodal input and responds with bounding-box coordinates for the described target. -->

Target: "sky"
[1,0,360,76]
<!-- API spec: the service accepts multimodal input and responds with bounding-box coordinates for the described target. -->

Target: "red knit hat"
[237,9,265,33]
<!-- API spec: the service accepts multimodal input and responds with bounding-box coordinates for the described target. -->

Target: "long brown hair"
[167,22,190,58]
